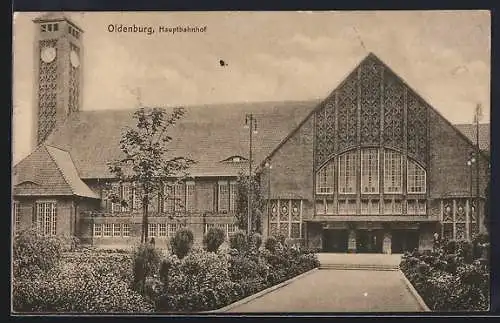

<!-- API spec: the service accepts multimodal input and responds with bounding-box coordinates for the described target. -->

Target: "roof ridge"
[71,99,323,114]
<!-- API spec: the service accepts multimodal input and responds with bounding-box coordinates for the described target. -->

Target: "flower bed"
[400,235,490,312]
[153,242,319,312]
[12,229,319,313]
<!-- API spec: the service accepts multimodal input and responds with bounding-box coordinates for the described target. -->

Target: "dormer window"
[221,155,247,163]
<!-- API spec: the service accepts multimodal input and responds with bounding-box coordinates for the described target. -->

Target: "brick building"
[12,14,490,252]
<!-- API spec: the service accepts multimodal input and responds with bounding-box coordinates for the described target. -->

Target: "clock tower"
[33,13,83,146]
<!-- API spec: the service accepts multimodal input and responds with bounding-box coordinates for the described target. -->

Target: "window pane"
[316,160,334,194]
[93,223,102,237]
[186,182,195,212]
[407,160,426,193]
[122,224,130,237]
[384,149,402,193]
[113,223,121,237]
[104,223,112,237]
[361,149,379,194]
[175,183,185,212]
[229,182,237,212]
[148,223,157,237]
[164,183,175,213]
[158,223,167,237]
[339,151,357,194]
[218,182,229,212]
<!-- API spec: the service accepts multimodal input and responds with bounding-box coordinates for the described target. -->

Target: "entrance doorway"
[323,229,348,252]
[392,230,419,253]
[356,230,383,253]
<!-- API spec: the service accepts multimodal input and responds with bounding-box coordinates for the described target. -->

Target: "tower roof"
[33,12,83,32]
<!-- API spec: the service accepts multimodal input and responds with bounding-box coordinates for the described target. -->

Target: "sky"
[12,10,491,164]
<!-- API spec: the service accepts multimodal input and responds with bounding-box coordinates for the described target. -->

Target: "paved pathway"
[222,254,424,313]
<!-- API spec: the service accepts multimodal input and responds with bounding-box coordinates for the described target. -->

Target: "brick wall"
[428,108,489,199]
[261,116,315,214]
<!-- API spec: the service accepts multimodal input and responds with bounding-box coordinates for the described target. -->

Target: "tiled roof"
[44,100,321,178]
[45,146,100,198]
[454,123,490,152]
[13,145,99,198]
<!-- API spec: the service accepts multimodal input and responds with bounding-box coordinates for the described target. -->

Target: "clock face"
[70,50,80,68]
[41,46,56,63]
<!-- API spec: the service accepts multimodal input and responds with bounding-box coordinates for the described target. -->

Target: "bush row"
[400,234,490,311]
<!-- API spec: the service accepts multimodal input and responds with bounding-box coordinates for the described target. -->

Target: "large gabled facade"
[12,14,490,252]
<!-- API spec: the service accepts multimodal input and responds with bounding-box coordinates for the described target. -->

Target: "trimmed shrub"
[264,236,279,252]
[13,261,154,313]
[203,227,225,253]
[170,228,194,259]
[157,251,237,312]
[132,243,162,294]
[229,230,248,253]
[13,228,64,279]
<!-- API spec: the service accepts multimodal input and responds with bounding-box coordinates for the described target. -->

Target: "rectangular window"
[227,224,238,239]
[338,200,347,214]
[186,182,195,212]
[407,161,426,193]
[53,23,58,31]
[121,183,131,212]
[167,223,178,236]
[361,149,379,194]
[111,183,121,213]
[218,182,229,212]
[13,201,20,230]
[175,182,185,212]
[122,223,130,237]
[41,24,47,32]
[417,200,427,215]
[338,151,357,194]
[103,223,112,237]
[132,183,141,211]
[158,223,167,237]
[164,183,175,213]
[407,200,417,215]
[360,200,379,215]
[394,200,402,214]
[384,150,402,193]
[113,223,121,237]
[35,201,57,236]
[93,223,102,237]
[148,223,157,237]
[383,199,393,214]
[229,181,238,212]
[316,161,334,194]
[346,199,356,215]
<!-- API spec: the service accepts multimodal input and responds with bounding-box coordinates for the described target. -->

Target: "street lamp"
[244,114,258,236]
[467,152,477,238]
[265,160,272,237]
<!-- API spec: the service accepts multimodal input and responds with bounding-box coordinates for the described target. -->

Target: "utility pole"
[474,103,482,234]
[245,114,257,236]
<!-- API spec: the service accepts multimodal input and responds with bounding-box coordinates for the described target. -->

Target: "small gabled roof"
[13,145,99,199]
[454,123,490,152]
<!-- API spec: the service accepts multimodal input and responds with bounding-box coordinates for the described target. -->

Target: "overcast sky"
[12,10,490,164]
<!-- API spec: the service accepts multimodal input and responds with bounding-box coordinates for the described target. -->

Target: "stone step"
[319,263,400,271]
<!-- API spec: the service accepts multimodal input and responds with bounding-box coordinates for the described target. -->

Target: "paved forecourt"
[221,254,425,313]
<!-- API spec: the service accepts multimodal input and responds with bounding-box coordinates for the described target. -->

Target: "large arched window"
[384,149,403,193]
[407,159,426,193]
[361,148,379,194]
[338,150,357,194]
[315,160,334,194]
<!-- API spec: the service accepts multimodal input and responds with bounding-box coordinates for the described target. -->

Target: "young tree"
[107,107,195,243]
[234,173,265,234]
